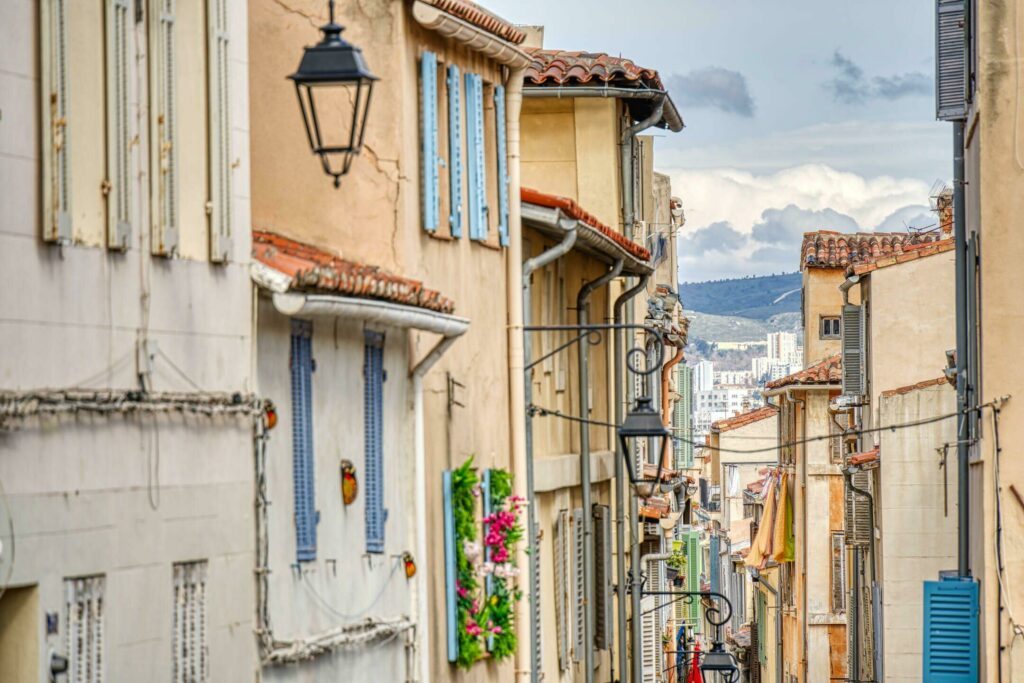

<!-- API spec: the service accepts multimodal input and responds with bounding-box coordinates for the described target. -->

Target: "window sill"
[427,231,456,242]
[470,238,502,252]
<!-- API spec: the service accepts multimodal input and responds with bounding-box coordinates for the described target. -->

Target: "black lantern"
[701,642,740,682]
[289,0,377,188]
[617,396,671,499]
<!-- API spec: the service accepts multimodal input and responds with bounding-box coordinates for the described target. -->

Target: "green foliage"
[680,272,802,320]
[666,546,688,573]
[451,458,484,669]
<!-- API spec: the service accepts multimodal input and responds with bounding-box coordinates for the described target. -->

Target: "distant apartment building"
[693,359,715,392]
[693,386,760,440]
[715,370,754,386]
[767,331,800,365]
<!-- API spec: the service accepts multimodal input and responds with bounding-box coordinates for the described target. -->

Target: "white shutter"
[64,575,105,683]
[845,470,873,546]
[571,507,585,662]
[172,561,208,682]
[41,0,73,243]
[640,595,661,683]
[554,509,571,671]
[207,0,231,262]
[149,0,179,256]
[105,0,132,249]
[831,531,847,613]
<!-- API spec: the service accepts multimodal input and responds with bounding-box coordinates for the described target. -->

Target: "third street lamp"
[617,395,671,499]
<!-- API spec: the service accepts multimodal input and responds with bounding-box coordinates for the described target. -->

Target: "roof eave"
[762,382,839,396]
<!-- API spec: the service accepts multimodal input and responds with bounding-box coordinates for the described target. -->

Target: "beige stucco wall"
[877,383,957,681]
[716,417,777,529]
[865,253,955,412]
[0,586,39,682]
[802,268,848,366]
[965,2,1024,679]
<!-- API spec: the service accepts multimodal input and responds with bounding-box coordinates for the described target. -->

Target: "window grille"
[172,561,208,683]
[64,575,105,683]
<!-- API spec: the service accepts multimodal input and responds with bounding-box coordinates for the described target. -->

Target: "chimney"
[936,188,954,239]
[519,25,544,49]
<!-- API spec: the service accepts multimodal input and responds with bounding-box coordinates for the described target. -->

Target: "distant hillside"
[680,272,801,320]
[686,311,801,344]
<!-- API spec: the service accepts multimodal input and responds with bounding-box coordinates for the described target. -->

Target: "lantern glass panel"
[295,78,374,180]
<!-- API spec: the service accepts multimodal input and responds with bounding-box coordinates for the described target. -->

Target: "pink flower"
[457,584,469,599]
[493,546,509,563]
[491,626,503,635]
[465,619,483,637]
[472,599,480,612]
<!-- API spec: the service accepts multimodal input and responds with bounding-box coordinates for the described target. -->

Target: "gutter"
[271,292,469,337]
[522,86,684,133]
[411,1,530,68]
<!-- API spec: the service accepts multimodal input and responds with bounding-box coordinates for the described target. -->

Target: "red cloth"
[687,641,704,683]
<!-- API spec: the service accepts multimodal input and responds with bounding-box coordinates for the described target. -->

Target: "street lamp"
[617,396,671,499]
[701,642,740,682]
[289,0,377,188]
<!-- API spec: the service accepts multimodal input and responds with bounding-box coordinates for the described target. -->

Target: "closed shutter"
[841,304,865,396]
[481,469,494,651]
[640,595,661,683]
[593,504,612,650]
[553,509,571,671]
[571,508,585,662]
[442,471,459,662]
[41,0,73,243]
[420,51,439,232]
[672,537,688,625]
[290,319,316,562]
[64,575,105,683]
[845,470,872,546]
[172,561,208,683]
[687,530,701,632]
[494,85,509,247]
[935,0,967,121]
[465,73,487,240]
[447,64,463,237]
[831,531,847,612]
[364,331,386,554]
[149,0,179,256]
[104,0,132,250]
[709,533,721,593]
[207,0,231,262]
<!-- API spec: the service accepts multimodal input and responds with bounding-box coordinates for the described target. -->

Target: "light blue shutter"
[290,319,316,562]
[364,331,385,554]
[447,65,463,238]
[922,577,978,682]
[420,52,439,232]
[442,470,459,662]
[481,469,494,651]
[709,533,721,594]
[465,73,488,241]
[494,85,509,246]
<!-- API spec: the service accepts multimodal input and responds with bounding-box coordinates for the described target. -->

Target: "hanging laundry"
[772,471,795,563]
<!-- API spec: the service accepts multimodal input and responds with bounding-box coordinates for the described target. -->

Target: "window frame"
[820,315,841,340]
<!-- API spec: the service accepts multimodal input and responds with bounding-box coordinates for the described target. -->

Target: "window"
[830,532,847,613]
[364,331,386,553]
[172,561,208,682]
[820,315,841,339]
[290,319,316,562]
[64,575,105,683]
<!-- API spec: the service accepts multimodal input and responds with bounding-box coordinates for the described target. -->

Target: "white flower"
[463,540,482,562]
[478,562,495,576]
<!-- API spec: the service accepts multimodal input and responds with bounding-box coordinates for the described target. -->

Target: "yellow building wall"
[801,268,848,366]
[0,586,39,682]
[521,98,578,199]
[967,1,1024,679]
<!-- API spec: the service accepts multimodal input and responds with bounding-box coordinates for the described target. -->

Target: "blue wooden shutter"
[465,73,488,241]
[709,533,721,594]
[289,319,316,562]
[447,64,463,238]
[364,330,386,554]
[442,470,459,662]
[494,85,509,247]
[420,51,439,232]
[481,469,494,651]
[922,577,978,682]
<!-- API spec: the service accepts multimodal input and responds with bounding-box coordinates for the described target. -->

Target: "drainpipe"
[784,388,808,683]
[953,121,970,578]
[504,64,534,682]
[839,274,860,306]
[614,275,649,683]
[522,221,578,683]
[660,347,685,471]
[752,569,783,683]
[577,259,625,682]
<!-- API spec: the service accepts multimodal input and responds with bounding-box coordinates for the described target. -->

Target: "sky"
[485,0,952,282]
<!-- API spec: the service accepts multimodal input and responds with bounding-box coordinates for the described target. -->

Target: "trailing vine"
[450,458,524,669]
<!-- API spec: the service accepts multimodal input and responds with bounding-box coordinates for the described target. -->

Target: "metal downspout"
[577,259,625,682]
[755,570,783,683]
[784,388,809,682]
[953,121,971,578]
[614,275,649,683]
[660,348,685,471]
[522,221,578,683]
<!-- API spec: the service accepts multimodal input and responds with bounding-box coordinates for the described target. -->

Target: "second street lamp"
[617,395,671,499]
[289,0,377,187]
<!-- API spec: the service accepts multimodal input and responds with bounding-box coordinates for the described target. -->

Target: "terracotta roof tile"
[525,49,665,89]
[879,376,953,398]
[851,238,955,276]
[800,231,942,271]
[423,0,525,44]
[765,354,841,390]
[711,405,778,433]
[849,447,879,467]
[521,187,651,261]
[252,230,455,314]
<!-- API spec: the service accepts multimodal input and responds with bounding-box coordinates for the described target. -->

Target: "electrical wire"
[301,560,403,620]
[529,402,993,454]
